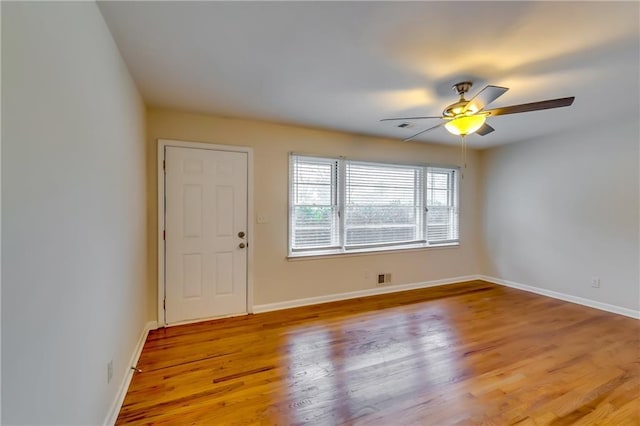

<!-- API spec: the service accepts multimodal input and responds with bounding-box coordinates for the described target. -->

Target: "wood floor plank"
[117,281,640,425]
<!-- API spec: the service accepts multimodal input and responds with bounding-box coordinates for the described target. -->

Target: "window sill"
[287,242,460,261]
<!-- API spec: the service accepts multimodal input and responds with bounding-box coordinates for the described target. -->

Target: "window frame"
[288,153,460,258]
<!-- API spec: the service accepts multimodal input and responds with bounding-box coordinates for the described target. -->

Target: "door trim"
[157,138,254,327]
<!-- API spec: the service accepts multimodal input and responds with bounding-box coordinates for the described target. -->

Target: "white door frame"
[157,138,254,327]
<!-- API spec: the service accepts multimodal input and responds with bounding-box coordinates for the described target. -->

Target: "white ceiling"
[98,1,639,148]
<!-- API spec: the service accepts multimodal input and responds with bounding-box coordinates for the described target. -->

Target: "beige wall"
[2,3,147,424]
[480,118,639,311]
[147,108,483,315]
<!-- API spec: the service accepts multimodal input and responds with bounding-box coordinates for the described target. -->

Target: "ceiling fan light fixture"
[444,114,486,136]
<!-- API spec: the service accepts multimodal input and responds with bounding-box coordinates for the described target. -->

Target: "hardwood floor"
[117,281,640,425]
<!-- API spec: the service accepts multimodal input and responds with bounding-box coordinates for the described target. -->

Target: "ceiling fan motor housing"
[443,82,474,117]
[443,99,470,117]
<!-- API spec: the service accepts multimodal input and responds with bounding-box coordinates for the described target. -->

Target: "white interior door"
[165,146,248,324]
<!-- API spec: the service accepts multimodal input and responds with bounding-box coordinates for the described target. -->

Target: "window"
[289,156,339,250]
[426,167,459,243]
[345,161,423,247]
[289,154,459,256]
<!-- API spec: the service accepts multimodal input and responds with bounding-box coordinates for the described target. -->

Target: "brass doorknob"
[239,243,246,249]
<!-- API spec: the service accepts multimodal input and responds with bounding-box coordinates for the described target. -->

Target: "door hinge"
[163,230,166,240]
[163,160,166,171]
[163,299,166,310]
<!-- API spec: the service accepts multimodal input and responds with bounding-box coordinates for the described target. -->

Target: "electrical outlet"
[377,273,385,286]
[107,360,113,384]
[591,277,600,288]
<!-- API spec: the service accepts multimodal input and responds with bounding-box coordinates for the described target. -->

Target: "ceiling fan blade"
[484,97,575,117]
[464,85,509,113]
[380,116,442,122]
[403,121,446,142]
[476,123,495,136]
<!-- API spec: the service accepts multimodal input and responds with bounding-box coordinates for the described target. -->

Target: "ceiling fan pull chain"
[464,136,467,168]
[460,135,468,169]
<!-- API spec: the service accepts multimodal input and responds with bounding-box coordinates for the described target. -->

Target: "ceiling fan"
[381,81,575,142]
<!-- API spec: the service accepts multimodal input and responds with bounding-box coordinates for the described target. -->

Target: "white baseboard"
[479,275,640,319]
[254,274,639,320]
[253,275,479,313]
[104,320,158,426]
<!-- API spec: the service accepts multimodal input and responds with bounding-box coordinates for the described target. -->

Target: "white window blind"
[289,156,339,251]
[345,161,424,248]
[426,167,459,243]
[289,154,459,257]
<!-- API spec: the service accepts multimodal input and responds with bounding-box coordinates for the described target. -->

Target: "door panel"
[165,146,248,324]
